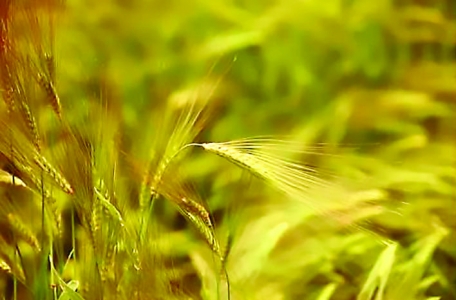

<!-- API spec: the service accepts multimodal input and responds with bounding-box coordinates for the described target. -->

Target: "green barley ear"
[94,186,125,228]
[191,138,380,227]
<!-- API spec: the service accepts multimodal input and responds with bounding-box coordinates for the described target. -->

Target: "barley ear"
[176,196,221,257]
[33,154,74,195]
[36,72,62,120]
[94,187,125,227]
[194,139,349,216]
[7,213,41,252]
[0,236,26,284]
[18,98,42,151]
[157,176,222,258]
[0,73,16,113]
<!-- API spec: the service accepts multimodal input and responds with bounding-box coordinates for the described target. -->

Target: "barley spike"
[36,72,62,120]
[33,154,74,194]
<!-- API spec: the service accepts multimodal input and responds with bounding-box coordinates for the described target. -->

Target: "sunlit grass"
[1,0,455,299]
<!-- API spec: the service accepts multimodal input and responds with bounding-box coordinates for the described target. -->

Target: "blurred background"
[49,0,456,299]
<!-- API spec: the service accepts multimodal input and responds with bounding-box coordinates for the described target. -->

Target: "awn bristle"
[195,138,350,216]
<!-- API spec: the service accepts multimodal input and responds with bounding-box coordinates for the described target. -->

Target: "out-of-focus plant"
[1,0,455,299]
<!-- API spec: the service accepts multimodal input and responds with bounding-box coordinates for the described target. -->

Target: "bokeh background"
[10,0,456,299]
[56,0,456,156]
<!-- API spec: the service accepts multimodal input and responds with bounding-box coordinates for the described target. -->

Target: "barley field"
[0,0,455,299]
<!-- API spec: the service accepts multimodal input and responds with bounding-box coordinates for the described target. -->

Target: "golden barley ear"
[17,96,42,151]
[0,66,17,113]
[0,120,74,196]
[6,213,41,252]
[0,59,43,151]
[27,54,62,121]
[0,163,63,237]
[52,124,94,217]
[177,196,221,256]
[0,0,16,113]
[0,5,42,154]
[157,173,222,259]
[14,0,63,121]
[35,71,62,120]
[33,154,74,194]
[0,235,26,284]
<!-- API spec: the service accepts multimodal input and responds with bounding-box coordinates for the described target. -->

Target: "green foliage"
[1,0,455,299]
